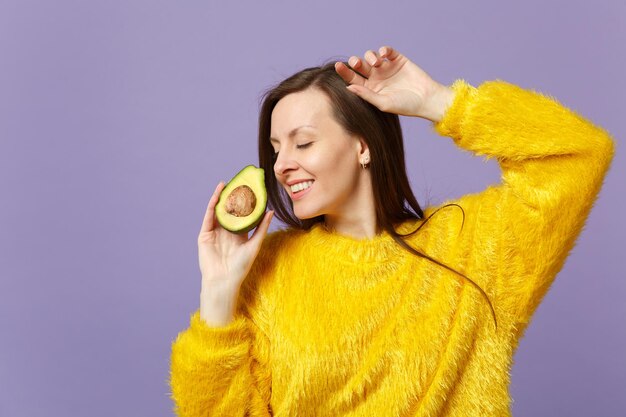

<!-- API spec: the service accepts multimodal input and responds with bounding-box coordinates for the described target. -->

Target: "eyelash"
[272,142,312,159]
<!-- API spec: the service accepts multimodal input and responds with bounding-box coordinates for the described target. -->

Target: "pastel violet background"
[1,1,624,416]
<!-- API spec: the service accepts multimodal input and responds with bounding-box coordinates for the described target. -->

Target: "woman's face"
[270,88,369,220]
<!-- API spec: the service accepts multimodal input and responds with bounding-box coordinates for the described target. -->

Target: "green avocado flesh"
[216,165,267,234]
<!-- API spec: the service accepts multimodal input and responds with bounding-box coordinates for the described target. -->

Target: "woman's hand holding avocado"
[334,45,456,123]
[197,181,274,326]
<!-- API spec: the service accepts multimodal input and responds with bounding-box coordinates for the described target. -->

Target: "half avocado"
[215,165,268,234]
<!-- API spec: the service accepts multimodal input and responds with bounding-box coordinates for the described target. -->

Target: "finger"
[349,55,373,78]
[201,181,225,233]
[248,210,274,250]
[346,84,391,112]
[334,61,367,86]
[379,45,400,61]
[364,50,382,68]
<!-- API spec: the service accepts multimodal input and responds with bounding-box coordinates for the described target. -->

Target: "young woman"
[169,46,615,416]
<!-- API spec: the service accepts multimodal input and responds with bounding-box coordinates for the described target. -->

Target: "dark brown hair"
[257,60,497,329]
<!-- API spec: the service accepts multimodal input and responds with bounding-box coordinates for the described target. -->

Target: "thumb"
[346,85,388,110]
[248,210,274,250]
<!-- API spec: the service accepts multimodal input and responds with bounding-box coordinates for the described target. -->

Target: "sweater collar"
[302,220,424,265]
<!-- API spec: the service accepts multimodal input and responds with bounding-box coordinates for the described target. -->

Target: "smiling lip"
[286,179,314,186]
[289,181,313,201]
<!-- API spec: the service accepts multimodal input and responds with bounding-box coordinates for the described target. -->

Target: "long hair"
[257,60,497,329]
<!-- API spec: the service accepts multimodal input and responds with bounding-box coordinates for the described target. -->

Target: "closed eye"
[272,142,313,159]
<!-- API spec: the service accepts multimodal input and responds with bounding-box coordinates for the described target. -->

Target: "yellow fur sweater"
[168,79,615,416]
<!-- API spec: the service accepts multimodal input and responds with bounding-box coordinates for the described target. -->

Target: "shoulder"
[243,226,306,287]
[258,226,306,259]
[237,226,305,319]
[398,191,489,247]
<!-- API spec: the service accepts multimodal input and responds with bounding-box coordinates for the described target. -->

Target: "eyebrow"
[270,125,316,144]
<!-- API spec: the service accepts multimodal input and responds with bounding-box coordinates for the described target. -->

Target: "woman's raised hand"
[198,181,274,293]
[335,46,455,122]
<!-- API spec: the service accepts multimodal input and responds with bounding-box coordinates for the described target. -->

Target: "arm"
[172,168,277,416]
[168,232,280,417]
[336,46,615,329]
[432,79,616,328]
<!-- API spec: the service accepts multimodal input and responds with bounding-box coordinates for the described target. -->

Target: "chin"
[293,207,322,221]
[294,212,314,220]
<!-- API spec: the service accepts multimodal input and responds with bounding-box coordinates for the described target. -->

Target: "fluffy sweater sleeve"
[168,311,272,417]
[432,79,616,330]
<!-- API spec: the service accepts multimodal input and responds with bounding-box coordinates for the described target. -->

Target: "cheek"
[315,149,358,190]
[301,149,333,177]
[319,143,353,170]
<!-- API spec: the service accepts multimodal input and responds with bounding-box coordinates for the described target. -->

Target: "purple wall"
[1,1,624,416]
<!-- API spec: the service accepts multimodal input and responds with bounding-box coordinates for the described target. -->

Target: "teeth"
[290,180,314,193]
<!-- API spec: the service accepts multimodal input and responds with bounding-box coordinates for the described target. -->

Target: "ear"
[356,137,370,160]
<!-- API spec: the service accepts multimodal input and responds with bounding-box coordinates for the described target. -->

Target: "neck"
[322,189,379,240]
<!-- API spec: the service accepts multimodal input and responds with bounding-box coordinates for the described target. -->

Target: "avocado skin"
[215,165,267,234]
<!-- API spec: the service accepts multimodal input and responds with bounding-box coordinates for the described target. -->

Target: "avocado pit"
[225,185,257,217]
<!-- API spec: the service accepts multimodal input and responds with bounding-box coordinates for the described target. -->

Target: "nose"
[273,148,299,178]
